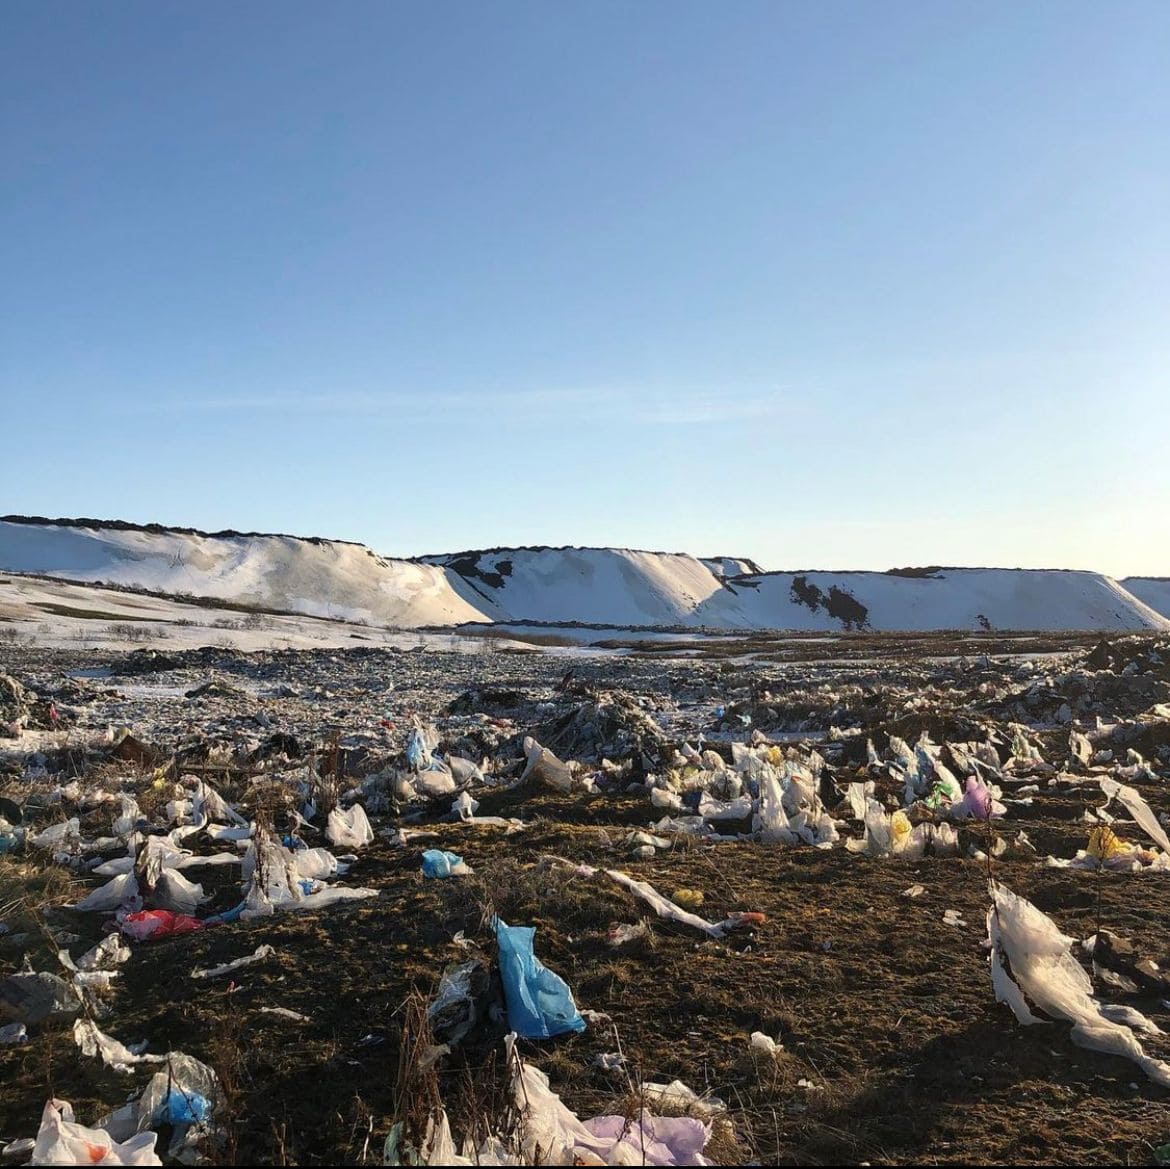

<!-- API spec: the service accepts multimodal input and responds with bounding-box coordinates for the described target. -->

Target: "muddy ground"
[1,633,1169,1165]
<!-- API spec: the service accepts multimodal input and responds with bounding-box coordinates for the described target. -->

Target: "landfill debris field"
[1,632,1169,1166]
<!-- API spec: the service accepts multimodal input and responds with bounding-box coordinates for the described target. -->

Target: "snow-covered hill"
[1,518,1165,633]
[0,519,484,627]
[693,569,1169,632]
[421,547,729,626]
[1121,578,1170,621]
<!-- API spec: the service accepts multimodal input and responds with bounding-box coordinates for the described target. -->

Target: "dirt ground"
[1,637,1169,1165]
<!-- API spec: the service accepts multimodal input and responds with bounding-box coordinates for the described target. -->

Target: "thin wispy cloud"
[117,385,795,425]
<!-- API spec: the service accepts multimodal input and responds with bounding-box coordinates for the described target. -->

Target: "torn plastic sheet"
[1099,778,1170,855]
[191,943,275,980]
[605,870,727,939]
[74,1019,166,1075]
[987,882,1170,1087]
[77,936,132,971]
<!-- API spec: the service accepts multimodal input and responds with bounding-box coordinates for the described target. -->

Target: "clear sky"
[3,2,1167,575]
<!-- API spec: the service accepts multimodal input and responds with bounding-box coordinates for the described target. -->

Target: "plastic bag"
[407,725,434,770]
[151,869,205,916]
[76,935,132,971]
[950,777,1005,821]
[421,849,471,879]
[73,873,141,913]
[582,1114,711,1166]
[29,819,80,850]
[495,919,586,1039]
[504,1035,711,1166]
[427,960,488,1046]
[451,792,479,821]
[325,804,374,849]
[135,1052,221,1133]
[120,910,205,942]
[32,1099,161,1166]
[520,737,574,793]
[414,767,457,799]
[112,796,143,838]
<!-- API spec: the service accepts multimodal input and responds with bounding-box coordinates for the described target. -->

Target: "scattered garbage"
[427,959,490,1046]
[3,626,1169,1163]
[606,921,649,948]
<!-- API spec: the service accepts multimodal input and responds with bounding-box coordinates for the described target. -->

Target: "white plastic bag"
[326,804,374,849]
[32,1099,161,1165]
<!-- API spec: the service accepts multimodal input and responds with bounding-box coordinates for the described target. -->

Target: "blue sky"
[3,1,1167,574]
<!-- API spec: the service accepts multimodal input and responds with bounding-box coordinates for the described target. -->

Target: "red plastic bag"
[120,910,205,942]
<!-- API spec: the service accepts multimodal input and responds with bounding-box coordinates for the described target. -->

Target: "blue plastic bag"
[495,918,586,1039]
[204,901,245,925]
[157,1087,212,1125]
[421,849,465,878]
